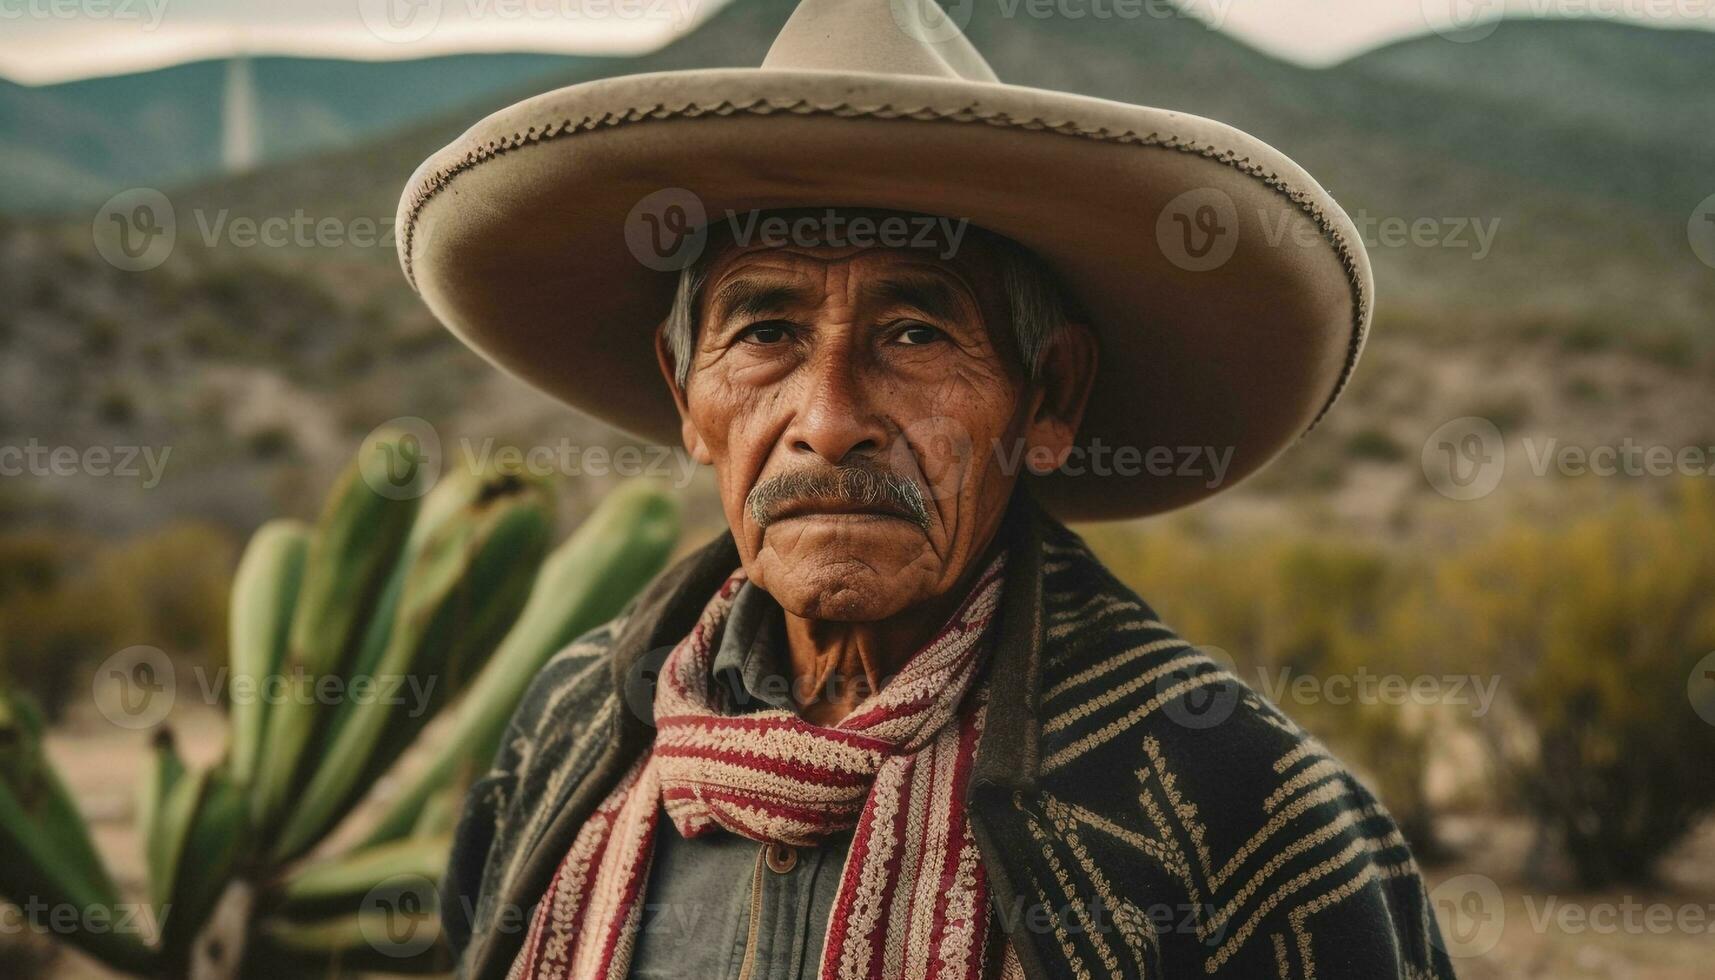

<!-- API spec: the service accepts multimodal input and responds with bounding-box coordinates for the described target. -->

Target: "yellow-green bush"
[1085,481,1715,880]
[1432,482,1715,885]
[0,524,236,718]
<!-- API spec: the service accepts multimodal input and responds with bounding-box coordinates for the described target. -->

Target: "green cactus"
[0,435,680,978]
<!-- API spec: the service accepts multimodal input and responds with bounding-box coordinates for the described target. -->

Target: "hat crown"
[762,0,999,83]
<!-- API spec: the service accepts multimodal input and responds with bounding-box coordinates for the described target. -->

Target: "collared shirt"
[629,581,854,980]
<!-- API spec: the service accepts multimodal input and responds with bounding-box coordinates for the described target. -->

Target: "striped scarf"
[509,555,1007,980]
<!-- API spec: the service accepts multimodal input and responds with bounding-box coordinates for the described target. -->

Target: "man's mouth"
[767,496,919,525]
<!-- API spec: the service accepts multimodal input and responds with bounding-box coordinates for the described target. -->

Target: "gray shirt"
[629,582,854,980]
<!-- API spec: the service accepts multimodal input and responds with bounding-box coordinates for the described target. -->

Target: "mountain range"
[2,0,1711,539]
[0,52,590,213]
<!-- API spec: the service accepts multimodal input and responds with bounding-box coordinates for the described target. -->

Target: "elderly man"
[398,2,1453,978]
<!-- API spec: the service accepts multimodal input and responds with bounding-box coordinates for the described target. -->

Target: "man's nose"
[784,344,888,465]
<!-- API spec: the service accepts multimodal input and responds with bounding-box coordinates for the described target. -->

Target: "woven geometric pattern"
[975,524,1453,978]
[443,508,1455,979]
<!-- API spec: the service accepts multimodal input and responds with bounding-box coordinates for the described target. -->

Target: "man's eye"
[893,323,945,346]
[738,322,792,345]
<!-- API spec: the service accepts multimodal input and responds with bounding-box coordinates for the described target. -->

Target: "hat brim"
[398,68,1371,520]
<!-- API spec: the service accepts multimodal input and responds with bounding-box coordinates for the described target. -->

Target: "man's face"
[662,236,1082,623]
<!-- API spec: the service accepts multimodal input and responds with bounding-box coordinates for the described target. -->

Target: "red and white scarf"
[509,555,1008,980]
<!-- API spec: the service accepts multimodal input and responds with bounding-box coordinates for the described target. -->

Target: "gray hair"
[662,233,1073,390]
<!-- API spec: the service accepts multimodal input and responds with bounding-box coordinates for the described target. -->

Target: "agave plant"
[0,428,680,978]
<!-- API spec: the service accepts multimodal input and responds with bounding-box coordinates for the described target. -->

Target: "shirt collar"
[712,581,796,712]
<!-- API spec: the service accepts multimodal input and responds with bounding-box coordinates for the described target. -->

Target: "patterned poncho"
[445,495,1457,980]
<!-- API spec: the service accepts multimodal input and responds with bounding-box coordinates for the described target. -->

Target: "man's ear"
[654,322,713,466]
[1022,322,1098,475]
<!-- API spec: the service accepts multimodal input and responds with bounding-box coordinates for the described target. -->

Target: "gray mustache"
[747,463,930,530]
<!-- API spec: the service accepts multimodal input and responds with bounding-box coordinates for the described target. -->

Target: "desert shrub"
[95,386,136,425]
[1344,427,1407,463]
[80,315,121,359]
[1087,484,1715,877]
[0,524,236,718]
[0,532,97,717]
[1430,482,1715,885]
[246,426,297,460]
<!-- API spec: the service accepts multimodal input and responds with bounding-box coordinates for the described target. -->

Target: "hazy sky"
[2,0,1712,83]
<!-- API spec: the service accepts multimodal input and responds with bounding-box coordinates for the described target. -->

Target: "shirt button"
[765,842,799,874]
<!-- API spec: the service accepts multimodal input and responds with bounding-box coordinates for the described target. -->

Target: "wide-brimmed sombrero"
[397,0,1371,520]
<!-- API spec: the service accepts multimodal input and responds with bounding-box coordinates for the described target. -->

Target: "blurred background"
[2,0,1713,977]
